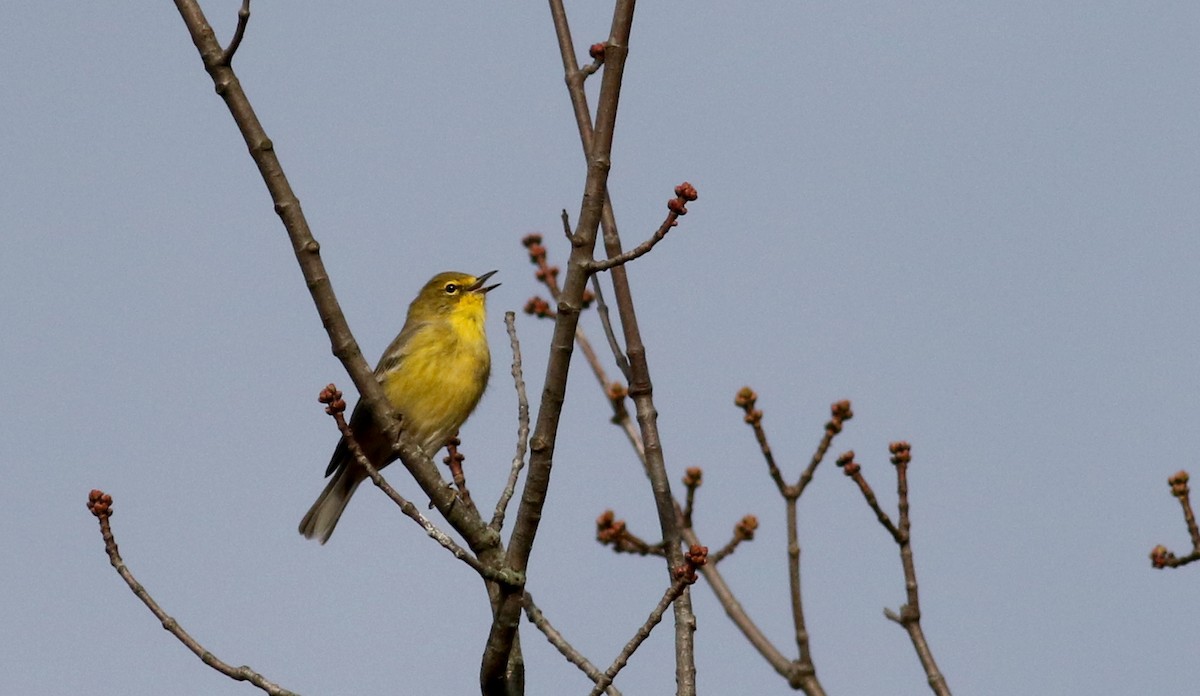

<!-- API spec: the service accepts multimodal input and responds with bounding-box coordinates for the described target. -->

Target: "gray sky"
[3,2,1198,694]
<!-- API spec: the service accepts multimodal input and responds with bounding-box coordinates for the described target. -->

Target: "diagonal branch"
[219,0,251,65]
[523,593,622,696]
[586,183,697,273]
[589,274,631,381]
[587,547,708,696]
[839,445,951,695]
[87,491,300,696]
[170,1,501,565]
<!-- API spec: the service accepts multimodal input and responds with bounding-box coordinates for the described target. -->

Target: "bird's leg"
[444,436,474,507]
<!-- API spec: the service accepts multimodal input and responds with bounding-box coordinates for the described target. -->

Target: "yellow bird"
[299,270,499,543]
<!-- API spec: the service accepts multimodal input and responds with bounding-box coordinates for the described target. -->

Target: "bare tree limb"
[734,391,855,693]
[708,515,759,565]
[586,183,696,273]
[679,526,812,690]
[1150,470,1200,568]
[87,491,300,696]
[589,274,631,381]
[219,0,251,65]
[839,444,951,695]
[587,547,708,696]
[492,313,531,532]
[734,387,788,495]
[523,593,622,696]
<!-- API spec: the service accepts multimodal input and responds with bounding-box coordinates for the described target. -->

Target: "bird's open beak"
[469,270,501,294]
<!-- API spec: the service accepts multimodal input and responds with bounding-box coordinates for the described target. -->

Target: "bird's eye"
[444,283,459,294]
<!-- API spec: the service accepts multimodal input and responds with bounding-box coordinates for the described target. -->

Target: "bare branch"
[587,547,708,696]
[734,387,788,494]
[1150,470,1200,568]
[679,527,816,691]
[219,0,251,65]
[596,510,668,557]
[587,183,697,273]
[840,444,951,695]
[87,491,300,696]
[709,515,759,565]
[523,593,622,696]
[561,209,577,243]
[836,451,900,540]
[589,274,631,380]
[680,467,702,529]
[799,400,853,497]
[491,313,531,532]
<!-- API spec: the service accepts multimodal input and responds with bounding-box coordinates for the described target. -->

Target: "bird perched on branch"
[299,270,499,543]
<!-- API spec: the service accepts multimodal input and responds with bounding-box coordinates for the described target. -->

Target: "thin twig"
[596,510,668,556]
[87,491,300,696]
[783,495,817,678]
[680,526,813,690]
[523,592,622,696]
[561,209,577,244]
[840,445,951,695]
[587,183,696,273]
[735,387,787,494]
[590,274,631,380]
[219,0,251,65]
[1150,470,1200,568]
[836,451,900,540]
[709,515,759,565]
[681,467,702,529]
[798,400,853,497]
[587,547,708,696]
[889,442,950,695]
[492,313,531,532]
[730,387,837,694]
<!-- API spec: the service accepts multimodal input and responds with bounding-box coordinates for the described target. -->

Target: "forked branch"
[838,444,951,695]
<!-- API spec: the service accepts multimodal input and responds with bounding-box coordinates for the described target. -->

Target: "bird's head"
[411,270,500,320]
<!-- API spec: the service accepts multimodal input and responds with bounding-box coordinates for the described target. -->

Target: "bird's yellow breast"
[382,299,491,455]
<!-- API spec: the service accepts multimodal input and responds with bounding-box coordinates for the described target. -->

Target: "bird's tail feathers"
[298,464,364,544]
